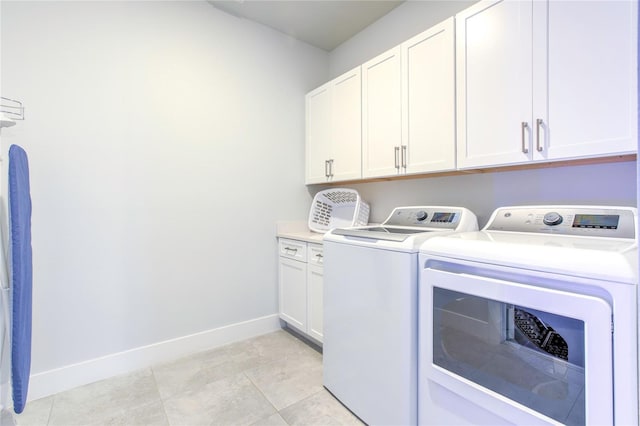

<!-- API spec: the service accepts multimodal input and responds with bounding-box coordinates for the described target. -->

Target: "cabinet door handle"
[402,146,407,169]
[394,146,400,170]
[284,247,298,254]
[536,118,544,152]
[324,160,330,178]
[521,122,529,154]
[329,159,334,177]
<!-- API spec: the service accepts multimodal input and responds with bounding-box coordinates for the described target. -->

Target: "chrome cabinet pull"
[521,122,529,154]
[324,160,329,178]
[402,146,407,169]
[284,247,298,254]
[394,146,400,169]
[329,159,334,177]
[536,118,544,152]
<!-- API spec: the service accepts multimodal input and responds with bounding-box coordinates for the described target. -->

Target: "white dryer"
[418,205,638,426]
[323,206,478,426]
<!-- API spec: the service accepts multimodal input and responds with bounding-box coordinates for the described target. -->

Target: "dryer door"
[419,266,612,426]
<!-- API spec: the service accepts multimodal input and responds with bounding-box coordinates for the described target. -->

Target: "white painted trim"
[27,314,281,401]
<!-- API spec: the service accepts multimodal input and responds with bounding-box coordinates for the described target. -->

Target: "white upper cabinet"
[362,46,403,178]
[456,0,637,169]
[536,0,637,160]
[306,84,332,183]
[362,18,456,179]
[305,67,362,184]
[402,17,456,174]
[456,0,534,168]
[307,0,637,182]
[331,68,362,182]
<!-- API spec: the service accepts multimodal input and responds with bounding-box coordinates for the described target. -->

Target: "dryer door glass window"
[433,288,586,425]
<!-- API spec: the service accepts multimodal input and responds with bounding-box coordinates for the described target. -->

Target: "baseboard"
[27,314,281,401]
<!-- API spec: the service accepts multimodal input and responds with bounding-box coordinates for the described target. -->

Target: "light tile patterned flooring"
[14,330,363,426]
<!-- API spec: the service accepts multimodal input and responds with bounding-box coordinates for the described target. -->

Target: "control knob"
[543,212,563,226]
[416,211,428,222]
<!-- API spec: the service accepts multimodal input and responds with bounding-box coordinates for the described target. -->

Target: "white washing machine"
[323,206,478,426]
[418,205,638,426]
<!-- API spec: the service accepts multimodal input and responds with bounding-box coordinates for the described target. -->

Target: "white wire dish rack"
[0,97,24,128]
[308,188,370,233]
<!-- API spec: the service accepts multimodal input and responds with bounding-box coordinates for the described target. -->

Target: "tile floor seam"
[44,395,54,426]
[244,353,323,412]
[242,371,290,425]
[278,387,325,413]
[149,367,171,426]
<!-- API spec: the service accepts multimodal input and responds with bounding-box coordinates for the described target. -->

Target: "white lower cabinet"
[278,238,323,343]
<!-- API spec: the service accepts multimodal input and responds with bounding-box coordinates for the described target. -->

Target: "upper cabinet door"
[305,83,333,184]
[362,46,402,178]
[402,17,456,174]
[456,0,534,169]
[533,0,637,160]
[331,67,362,182]
[305,67,362,184]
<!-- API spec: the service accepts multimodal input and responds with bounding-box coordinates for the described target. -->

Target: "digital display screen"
[431,212,456,223]
[572,214,619,229]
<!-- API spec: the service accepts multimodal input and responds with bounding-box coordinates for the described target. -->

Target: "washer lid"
[420,231,638,284]
[331,226,436,242]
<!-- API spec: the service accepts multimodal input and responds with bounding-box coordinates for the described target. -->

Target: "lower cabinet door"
[278,257,307,333]
[307,264,324,342]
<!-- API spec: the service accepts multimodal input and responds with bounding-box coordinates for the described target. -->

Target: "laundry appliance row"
[322,204,638,426]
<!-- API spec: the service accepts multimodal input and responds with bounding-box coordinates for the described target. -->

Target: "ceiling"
[207,1,405,51]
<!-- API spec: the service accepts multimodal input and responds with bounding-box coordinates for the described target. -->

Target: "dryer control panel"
[485,206,637,239]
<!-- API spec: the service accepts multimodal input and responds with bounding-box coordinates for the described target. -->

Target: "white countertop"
[276,221,326,244]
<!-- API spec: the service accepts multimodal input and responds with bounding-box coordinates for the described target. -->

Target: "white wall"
[326,0,637,226]
[346,161,637,227]
[1,0,328,397]
[0,2,11,413]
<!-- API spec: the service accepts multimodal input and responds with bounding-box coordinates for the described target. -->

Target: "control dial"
[416,211,428,222]
[543,212,563,226]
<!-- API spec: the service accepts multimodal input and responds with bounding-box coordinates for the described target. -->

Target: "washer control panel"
[485,206,637,239]
[383,206,472,230]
